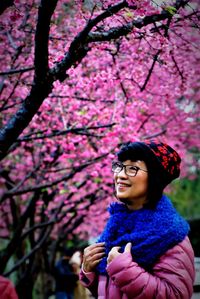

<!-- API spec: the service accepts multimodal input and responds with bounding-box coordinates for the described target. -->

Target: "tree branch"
[143,129,167,140]
[0,0,189,160]
[34,0,58,80]
[0,153,109,201]
[87,12,172,42]
[171,53,184,81]
[0,67,34,76]
[141,49,162,91]
[0,0,14,15]
[17,123,116,142]
[4,226,52,276]
[0,192,39,273]
[0,0,58,160]
[136,114,154,133]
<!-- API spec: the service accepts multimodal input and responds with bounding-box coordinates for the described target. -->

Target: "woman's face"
[114,159,148,210]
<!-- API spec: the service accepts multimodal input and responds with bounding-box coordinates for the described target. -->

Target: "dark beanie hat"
[141,139,181,183]
[117,140,181,206]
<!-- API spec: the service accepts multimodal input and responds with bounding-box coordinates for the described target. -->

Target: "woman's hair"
[116,141,168,208]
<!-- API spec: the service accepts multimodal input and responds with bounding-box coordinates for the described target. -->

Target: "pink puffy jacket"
[80,237,195,299]
[0,276,18,299]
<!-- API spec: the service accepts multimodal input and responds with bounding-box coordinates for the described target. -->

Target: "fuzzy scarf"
[96,195,189,275]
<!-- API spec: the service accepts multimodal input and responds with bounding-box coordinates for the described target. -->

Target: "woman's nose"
[117,167,128,178]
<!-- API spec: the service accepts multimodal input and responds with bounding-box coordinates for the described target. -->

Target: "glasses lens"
[112,161,122,173]
[126,166,138,176]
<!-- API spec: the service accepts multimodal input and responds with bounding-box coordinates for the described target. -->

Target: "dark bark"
[1,152,108,203]
[0,0,188,160]
[0,0,14,15]
[0,0,58,159]
[0,192,39,273]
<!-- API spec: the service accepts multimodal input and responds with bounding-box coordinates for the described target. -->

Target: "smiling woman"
[113,159,148,210]
[80,140,195,299]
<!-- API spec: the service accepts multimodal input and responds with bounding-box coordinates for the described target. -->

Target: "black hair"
[61,247,75,257]
[116,141,167,208]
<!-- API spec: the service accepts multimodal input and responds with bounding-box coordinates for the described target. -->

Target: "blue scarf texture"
[96,195,189,275]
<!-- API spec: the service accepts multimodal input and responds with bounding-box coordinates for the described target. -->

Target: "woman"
[0,276,18,299]
[79,140,195,299]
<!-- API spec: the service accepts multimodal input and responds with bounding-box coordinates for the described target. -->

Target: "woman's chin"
[117,197,131,204]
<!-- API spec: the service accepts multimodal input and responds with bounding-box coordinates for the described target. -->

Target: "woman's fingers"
[82,243,105,272]
[83,242,132,271]
[107,246,121,264]
[83,243,105,261]
[110,246,121,254]
[124,242,132,253]
[107,243,132,264]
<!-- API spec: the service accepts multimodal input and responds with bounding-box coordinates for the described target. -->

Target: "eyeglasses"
[112,161,148,177]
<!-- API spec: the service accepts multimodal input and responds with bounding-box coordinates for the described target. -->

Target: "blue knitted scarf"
[96,195,189,275]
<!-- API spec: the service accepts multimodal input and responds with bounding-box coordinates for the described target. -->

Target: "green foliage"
[164,6,177,16]
[59,189,68,194]
[169,174,200,219]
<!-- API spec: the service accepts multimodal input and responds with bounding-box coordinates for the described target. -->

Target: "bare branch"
[0,192,39,273]
[171,53,184,81]
[136,114,154,133]
[143,129,167,140]
[142,117,174,139]
[0,0,58,160]
[4,226,52,276]
[141,49,162,91]
[0,153,109,201]
[17,123,116,142]
[87,12,173,42]
[0,100,24,113]
[0,0,14,15]
[0,0,190,160]
[0,67,34,76]
[50,94,114,103]
[34,0,58,80]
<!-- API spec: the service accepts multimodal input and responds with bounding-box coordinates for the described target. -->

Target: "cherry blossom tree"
[0,0,199,297]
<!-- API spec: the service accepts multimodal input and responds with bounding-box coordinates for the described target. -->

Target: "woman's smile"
[114,160,148,210]
[117,182,131,189]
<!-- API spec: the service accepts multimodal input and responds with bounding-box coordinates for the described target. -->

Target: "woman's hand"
[82,242,105,273]
[107,242,132,264]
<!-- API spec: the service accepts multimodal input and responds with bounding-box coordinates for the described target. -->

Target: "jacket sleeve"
[79,268,98,297]
[106,237,195,299]
[0,276,18,299]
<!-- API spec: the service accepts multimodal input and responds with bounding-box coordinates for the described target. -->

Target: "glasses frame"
[112,161,148,177]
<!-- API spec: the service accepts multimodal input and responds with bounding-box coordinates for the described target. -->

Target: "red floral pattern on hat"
[144,140,181,178]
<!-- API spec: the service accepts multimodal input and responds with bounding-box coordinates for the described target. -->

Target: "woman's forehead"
[122,159,146,165]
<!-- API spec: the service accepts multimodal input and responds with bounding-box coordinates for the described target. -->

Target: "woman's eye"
[129,166,137,171]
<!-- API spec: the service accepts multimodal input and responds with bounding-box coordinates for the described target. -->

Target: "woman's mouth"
[117,183,131,189]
